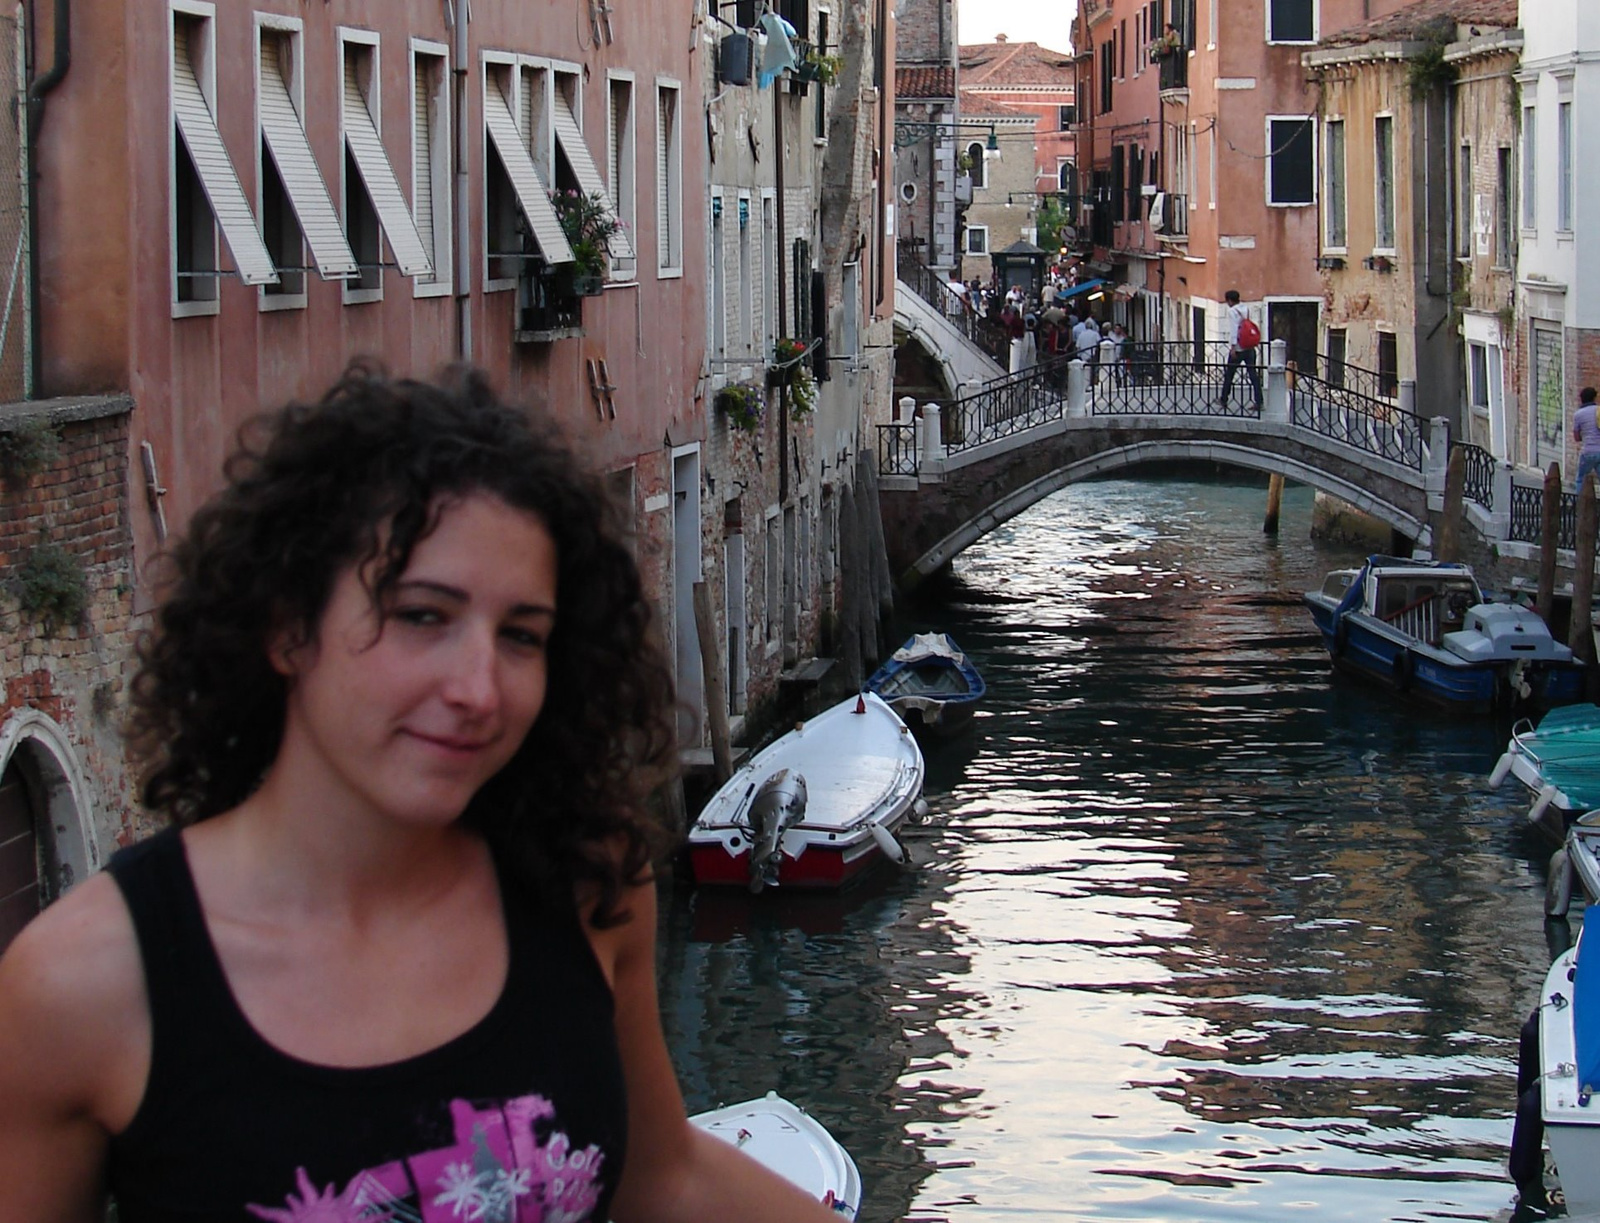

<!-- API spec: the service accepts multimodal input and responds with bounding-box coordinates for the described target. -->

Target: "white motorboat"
[687,691,926,891]
[690,1092,861,1217]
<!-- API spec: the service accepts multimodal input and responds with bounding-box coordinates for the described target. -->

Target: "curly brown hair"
[125,365,680,925]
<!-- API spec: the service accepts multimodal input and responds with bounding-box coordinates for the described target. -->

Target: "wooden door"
[0,759,41,954]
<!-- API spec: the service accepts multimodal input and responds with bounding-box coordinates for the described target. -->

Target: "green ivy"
[12,544,88,631]
[0,417,62,483]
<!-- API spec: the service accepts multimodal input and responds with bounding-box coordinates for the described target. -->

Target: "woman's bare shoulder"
[0,872,147,1097]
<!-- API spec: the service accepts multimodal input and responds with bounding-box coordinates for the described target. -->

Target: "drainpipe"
[450,0,471,362]
[25,0,70,398]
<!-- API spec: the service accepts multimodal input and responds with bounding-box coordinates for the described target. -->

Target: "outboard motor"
[747,768,807,893]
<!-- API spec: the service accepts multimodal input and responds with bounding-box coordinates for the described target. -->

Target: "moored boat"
[1303,555,1584,714]
[687,691,926,891]
[690,1092,861,1218]
[1489,704,1600,850]
[864,632,986,737]
[1511,908,1600,1215]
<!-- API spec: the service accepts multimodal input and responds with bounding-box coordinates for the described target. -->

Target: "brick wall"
[0,397,144,861]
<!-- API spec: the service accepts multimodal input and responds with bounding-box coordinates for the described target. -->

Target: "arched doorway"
[0,711,98,955]
[0,757,41,951]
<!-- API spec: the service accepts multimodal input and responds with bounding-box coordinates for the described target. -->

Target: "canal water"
[657,472,1564,1223]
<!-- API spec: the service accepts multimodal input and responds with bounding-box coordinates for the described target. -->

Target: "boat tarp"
[1521,704,1600,808]
[1577,906,1600,1096]
[891,632,967,667]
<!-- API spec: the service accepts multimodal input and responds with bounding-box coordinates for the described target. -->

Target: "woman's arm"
[593,881,846,1223]
[0,875,146,1223]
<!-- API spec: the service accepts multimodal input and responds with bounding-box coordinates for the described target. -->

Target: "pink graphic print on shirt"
[245,1092,606,1223]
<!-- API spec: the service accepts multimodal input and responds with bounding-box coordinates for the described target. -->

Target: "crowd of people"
[945,265,1134,379]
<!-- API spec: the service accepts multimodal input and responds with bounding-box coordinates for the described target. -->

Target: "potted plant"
[799,47,843,85]
[769,337,818,414]
[550,189,622,295]
[715,382,765,432]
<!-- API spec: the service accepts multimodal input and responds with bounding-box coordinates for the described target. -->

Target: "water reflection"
[659,474,1560,1222]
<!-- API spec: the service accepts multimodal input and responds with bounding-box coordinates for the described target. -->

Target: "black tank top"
[104,828,627,1222]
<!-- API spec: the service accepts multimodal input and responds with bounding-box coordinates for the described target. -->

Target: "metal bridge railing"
[1090,340,1258,418]
[895,249,1009,365]
[942,357,1071,453]
[878,422,919,477]
[1454,441,1497,514]
[1291,369,1424,469]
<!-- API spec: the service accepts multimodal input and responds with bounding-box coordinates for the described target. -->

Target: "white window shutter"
[342,58,432,278]
[259,36,359,279]
[171,39,277,285]
[552,93,634,261]
[483,81,574,264]
[413,59,434,272]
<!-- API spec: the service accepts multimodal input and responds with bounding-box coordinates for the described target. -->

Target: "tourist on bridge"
[1073,313,1102,383]
[1574,385,1600,490]
[1218,288,1263,409]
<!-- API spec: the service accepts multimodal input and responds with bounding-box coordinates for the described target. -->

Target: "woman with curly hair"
[0,367,844,1223]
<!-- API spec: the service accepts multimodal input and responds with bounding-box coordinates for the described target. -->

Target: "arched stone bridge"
[876,341,1482,588]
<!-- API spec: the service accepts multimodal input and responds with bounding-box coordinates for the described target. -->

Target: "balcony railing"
[1157,51,1188,91]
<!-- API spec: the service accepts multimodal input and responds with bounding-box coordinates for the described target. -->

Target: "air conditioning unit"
[719,33,753,86]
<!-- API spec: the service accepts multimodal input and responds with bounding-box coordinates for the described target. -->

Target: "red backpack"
[1237,317,1261,349]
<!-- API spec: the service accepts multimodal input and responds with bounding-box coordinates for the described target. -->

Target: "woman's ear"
[267,615,309,678]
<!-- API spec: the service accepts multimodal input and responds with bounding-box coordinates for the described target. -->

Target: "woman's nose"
[442,626,501,713]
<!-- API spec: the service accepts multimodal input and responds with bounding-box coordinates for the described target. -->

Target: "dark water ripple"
[657,475,1560,1222]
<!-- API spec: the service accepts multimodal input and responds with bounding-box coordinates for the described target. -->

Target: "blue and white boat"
[1303,556,1584,714]
[1511,908,1600,1215]
[1490,705,1600,910]
[864,633,986,737]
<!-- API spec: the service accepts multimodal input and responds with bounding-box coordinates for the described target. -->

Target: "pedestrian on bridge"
[1574,385,1600,490]
[1218,289,1263,410]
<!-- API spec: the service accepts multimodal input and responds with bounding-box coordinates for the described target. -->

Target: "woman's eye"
[503,626,547,650]
[394,606,445,627]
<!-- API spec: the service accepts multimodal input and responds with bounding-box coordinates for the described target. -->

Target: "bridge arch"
[901,440,1430,582]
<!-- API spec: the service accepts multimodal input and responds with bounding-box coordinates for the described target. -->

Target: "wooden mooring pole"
[691,580,733,785]
[1263,473,1283,536]
[1572,474,1598,666]
[1436,446,1465,563]
[1539,463,1562,628]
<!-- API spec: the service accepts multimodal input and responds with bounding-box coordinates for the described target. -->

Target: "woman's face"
[273,492,558,829]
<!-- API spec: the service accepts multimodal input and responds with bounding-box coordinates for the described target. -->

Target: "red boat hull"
[688,838,888,890]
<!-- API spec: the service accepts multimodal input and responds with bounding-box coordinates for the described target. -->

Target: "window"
[1456,143,1472,257]
[738,197,752,354]
[257,18,358,305]
[1267,117,1314,206]
[411,43,451,294]
[966,141,987,190]
[1268,0,1315,42]
[550,71,633,275]
[723,533,747,714]
[656,80,682,274]
[1058,160,1075,193]
[764,510,781,644]
[1469,342,1490,411]
[1374,115,1395,249]
[711,196,726,358]
[1558,101,1573,231]
[1495,146,1513,267]
[1120,19,1127,78]
[1522,106,1536,229]
[342,33,437,294]
[1099,40,1114,114]
[1058,103,1076,129]
[482,56,572,287]
[965,225,989,255]
[1323,118,1346,247]
[171,2,279,314]
[761,193,776,354]
[607,74,636,280]
[1377,330,1398,398]
[814,10,830,141]
[1325,327,1346,386]
[841,261,859,360]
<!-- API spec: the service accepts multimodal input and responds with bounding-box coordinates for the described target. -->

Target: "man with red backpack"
[1218,288,1264,409]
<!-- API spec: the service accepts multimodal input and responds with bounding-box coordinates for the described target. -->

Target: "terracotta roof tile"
[1321,0,1517,47]
[895,66,956,98]
[958,40,1076,86]
[957,92,1042,122]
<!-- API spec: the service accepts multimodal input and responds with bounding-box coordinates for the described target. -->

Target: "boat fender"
[1488,751,1514,789]
[1529,784,1559,827]
[1391,650,1413,693]
[869,821,906,864]
[1547,847,1575,918]
[912,798,930,823]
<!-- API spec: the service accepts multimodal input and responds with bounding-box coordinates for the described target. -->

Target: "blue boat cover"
[1522,705,1600,809]
[1578,906,1600,1097]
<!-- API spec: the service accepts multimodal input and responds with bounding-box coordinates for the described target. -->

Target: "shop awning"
[1055,278,1108,300]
